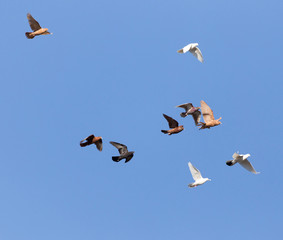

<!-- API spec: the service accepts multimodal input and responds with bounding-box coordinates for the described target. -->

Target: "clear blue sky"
[1,0,282,239]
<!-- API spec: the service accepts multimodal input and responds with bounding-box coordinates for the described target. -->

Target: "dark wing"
[176,103,193,111]
[110,141,128,154]
[80,134,94,147]
[27,13,41,31]
[163,114,179,128]
[95,138,103,151]
[200,100,215,123]
[192,110,201,126]
[125,153,134,163]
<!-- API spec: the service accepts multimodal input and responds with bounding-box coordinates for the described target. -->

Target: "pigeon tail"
[112,156,121,162]
[25,32,34,39]
[188,183,195,188]
[180,112,187,118]
[161,130,168,134]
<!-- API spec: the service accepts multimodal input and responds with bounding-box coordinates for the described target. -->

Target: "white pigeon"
[188,162,211,188]
[177,43,203,63]
[226,152,260,174]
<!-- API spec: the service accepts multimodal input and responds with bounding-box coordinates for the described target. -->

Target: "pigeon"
[25,13,52,39]
[177,43,203,63]
[176,103,201,125]
[199,100,222,129]
[80,134,103,151]
[110,141,134,163]
[161,114,184,135]
[188,162,211,188]
[226,152,260,174]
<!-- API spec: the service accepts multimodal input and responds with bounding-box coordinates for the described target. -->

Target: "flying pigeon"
[177,43,203,63]
[80,134,103,151]
[176,103,201,125]
[25,13,52,39]
[226,152,260,174]
[188,162,211,188]
[110,141,134,163]
[161,114,184,135]
[199,100,222,129]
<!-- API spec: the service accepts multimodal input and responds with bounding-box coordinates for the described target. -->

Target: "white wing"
[190,46,203,63]
[177,43,194,54]
[239,160,260,174]
[188,162,203,181]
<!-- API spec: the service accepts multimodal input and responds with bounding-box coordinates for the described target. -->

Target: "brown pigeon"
[199,100,222,129]
[176,103,201,126]
[110,141,134,163]
[80,134,103,151]
[161,114,184,135]
[25,13,52,39]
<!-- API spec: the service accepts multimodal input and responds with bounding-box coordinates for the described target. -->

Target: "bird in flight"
[176,103,201,126]
[109,141,134,163]
[177,43,203,63]
[188,162,211,188]
[25,13,52,39]
[226,152,260,174]
[199,100,222,129]
[80,134,103,151]
[161,114,184,135]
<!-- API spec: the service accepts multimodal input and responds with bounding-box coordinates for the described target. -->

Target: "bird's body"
[199,100,221,129]
[177,43,203,63]
[110,141,134,163]
[161,114,184,135]
[80,134,103,151]
[226,153,259,174]
[188,162,211,188]
[176,103,201,125]
[26,13,51,39]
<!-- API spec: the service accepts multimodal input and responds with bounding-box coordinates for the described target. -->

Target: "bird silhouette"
[199,100,222,129]
[176,103,201,125]
[80,134,103,151]
[226,152,260,174]
[161,114,184,135]
[110,141,134,163]
[188,162,211,188]
[25,13,52,39]
[177,43,203,63]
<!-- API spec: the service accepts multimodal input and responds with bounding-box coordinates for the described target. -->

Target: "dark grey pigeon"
[176,103,201,125]
[110,141,134,163]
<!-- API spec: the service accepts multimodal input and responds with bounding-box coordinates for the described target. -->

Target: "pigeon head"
[226,160,235,166]
[179,125,184,130]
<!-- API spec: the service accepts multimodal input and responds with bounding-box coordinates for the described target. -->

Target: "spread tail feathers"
[161,130,168,134]
[25,32,34,39]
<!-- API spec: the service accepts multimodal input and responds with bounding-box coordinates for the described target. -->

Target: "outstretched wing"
[95,138,103,151]
[110,141,128,154]
[163,114,179,128]
[239,160,259,174]
[192,110,201,126]
[200,100,215,123]
[191,47,203,63]
[27,13,41,31]
[80,134,94,147]
[176,103,193,111]
[188,162,203,181]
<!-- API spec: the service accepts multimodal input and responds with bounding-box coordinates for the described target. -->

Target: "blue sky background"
[0,0,282,239]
